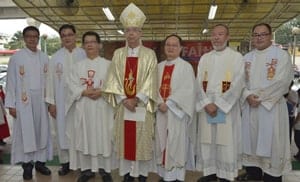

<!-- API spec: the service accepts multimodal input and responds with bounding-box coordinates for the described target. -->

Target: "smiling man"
[45,24,86,177]
[195,24,245,182]
[155,34,196,182]
[5,26,53,180]
[238,23,293,182]
[66,31,114,182]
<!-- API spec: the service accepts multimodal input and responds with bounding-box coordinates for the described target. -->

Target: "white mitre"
[120,3,146,28]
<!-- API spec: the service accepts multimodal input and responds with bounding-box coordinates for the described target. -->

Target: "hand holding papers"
[124,106,146,122]
[207,109,226,124]
[123,97,146,122]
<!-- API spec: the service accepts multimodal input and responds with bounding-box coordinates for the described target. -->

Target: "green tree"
[40,36,61,56]
[275,16,300,46]
[0,34,4,40]
[4,31,61,55]
[5,31,24,49]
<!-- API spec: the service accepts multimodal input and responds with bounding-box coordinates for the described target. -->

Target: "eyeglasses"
[24,35,39,39]
[165,44,180,48]
[61,33,75,38]
[252,32,271,38]
[83,40,98,45]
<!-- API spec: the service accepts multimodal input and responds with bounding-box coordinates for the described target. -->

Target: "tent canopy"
[13,0,300,41]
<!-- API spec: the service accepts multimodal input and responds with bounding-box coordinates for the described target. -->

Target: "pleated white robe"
[155,57,196,181]
[66,56,116,172]
[5,48,53,164]
[195,47,244,181]
[45,47,86,163]
[241,45,293,177]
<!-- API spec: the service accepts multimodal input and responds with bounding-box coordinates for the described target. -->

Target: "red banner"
[103,40,213,74]
[181,41,213,74]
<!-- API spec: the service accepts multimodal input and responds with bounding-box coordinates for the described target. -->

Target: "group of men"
[4,2,293,182]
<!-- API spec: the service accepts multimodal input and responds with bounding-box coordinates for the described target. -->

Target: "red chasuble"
[159,64,175,165]
[123,57,138,160]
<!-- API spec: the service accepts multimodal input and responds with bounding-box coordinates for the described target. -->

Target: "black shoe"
[263,173,282,182]
[35,161,51,176]
[0,140,6,146]
[22,162,33,180]
[77,170,95,182]
[58,162,70,176]
[159,179,178,182]
[294,153,300,161]
[138,175,147,182]
[295,156,300,161]
[219,178,230,182]
[236,173,262,181]
[99,168,113,182]
[197,174,217,182]
[123,173,134,182]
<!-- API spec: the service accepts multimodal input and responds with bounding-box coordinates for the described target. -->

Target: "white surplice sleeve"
[65,61,85,113]
[45,54,56,105]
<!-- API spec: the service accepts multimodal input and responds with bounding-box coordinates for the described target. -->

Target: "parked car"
[0,64,8,73]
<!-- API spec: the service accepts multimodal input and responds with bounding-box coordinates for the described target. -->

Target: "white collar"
[128,46,140,57]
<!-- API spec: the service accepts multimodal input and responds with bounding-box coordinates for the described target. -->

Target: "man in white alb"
[195,24,244,182]
[156,34,196,182]
[66,31,115,182]
[5,26,53,180]
[237,23,292,182]
[45,24,86,176]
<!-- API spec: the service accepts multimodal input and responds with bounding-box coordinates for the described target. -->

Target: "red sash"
[159,64,175,166]
[123,57,138,160]
[159,64,175,102]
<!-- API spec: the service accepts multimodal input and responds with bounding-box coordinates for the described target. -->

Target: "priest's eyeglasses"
[84,41,98,45]
[61,33,75,38]
[252,32,271,38]
[165,44,180,48]
[24,35,39,39]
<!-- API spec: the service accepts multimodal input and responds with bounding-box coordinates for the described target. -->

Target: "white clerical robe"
[156,57,196,181]
[241,45,293,176]
[66,56,115,172]
[5,48,53,164]
[45,47,85,163]
[195,47,244,181]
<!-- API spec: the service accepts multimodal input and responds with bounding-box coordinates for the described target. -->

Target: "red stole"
[159,64,175,165]
[159,64,175,101]
[123,57,138,160]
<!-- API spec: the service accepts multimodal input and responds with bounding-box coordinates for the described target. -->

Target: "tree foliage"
[4,32,61,56]
[275,16,300,46]
[40,36,61,56]
[5,31,24,49]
